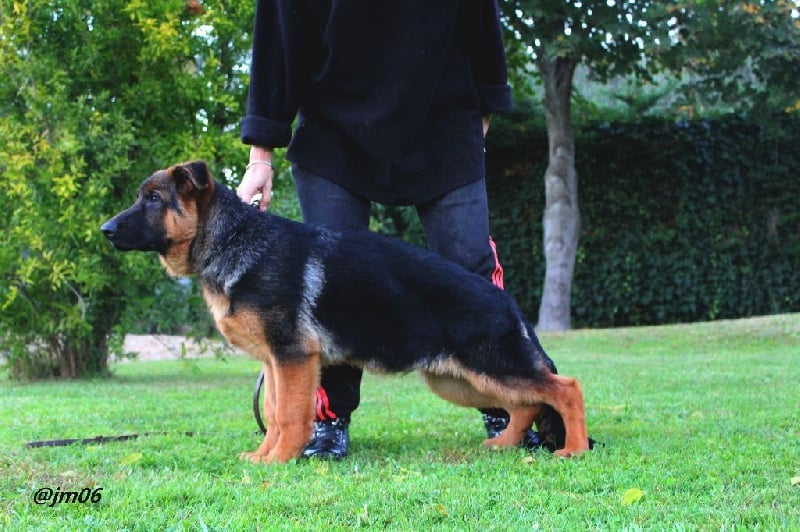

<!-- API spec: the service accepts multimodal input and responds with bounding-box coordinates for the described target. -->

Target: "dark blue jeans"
[293,164,506,421]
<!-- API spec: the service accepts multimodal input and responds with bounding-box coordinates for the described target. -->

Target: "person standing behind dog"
[238,0,533,459]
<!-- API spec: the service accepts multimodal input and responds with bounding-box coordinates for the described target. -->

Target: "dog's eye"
[147,192,161,204]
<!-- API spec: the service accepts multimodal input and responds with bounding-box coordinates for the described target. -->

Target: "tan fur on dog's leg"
[264,356,319,463]
[546,375,589,457]
[483,406,541,448]
[240,361,280,463]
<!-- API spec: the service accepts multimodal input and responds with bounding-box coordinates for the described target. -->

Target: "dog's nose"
[100,220,117,239]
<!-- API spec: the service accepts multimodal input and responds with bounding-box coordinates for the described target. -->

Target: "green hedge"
[486,112,800,327]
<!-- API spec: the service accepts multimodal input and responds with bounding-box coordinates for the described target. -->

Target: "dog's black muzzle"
[100,218,118,241]
[100,214,149,252]
[100,211,169,253]
[100,217,132,251]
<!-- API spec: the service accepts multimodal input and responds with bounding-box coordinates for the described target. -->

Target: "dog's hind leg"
[420,372,496,408]
[240,361,280,463]
[421,372,542,448]
[543,374,589,457]
[483,405,541,448]
[457,370,589,456]
[264,355,319,463]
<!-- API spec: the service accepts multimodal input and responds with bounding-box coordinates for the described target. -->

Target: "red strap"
[315,387,337,421]
[489,237,504,290]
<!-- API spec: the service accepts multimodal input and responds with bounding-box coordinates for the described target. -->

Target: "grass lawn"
[1,314,798,530]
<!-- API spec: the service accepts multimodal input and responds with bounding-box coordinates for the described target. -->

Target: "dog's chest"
[202,286,229,323]
[201,285,272,360]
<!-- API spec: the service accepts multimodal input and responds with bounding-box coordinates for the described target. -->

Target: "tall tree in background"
[0,0,253,378]
[500,0,800,331]
[500,0,673,331]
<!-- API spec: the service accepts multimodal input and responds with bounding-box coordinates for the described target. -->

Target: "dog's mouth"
[104,239,134,252]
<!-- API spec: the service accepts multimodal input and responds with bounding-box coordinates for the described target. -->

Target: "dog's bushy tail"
[536,405,566,452]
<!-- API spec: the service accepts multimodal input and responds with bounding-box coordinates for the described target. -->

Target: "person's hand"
[482,115,492,137]
[237,147,274,211]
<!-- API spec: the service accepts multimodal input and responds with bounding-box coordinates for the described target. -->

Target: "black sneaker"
[301,419,350,460]
[482,412,511,439]
[481,412,544,451]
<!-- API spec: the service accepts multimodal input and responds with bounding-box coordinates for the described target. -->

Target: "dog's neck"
[190,184,260,290]
[198,215,249,272]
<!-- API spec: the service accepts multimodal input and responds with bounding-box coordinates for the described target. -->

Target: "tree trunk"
[536,56,580,332]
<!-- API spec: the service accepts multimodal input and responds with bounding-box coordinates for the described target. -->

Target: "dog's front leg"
[240,361,280,463]
[263,355,319,464]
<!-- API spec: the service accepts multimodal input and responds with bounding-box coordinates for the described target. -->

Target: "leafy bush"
[0,1,254,378]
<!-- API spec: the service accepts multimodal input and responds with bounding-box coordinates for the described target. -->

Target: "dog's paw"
[239,451,269,464]
[482,433,523,448]
[554,446,588,458]
[265,446,303,464]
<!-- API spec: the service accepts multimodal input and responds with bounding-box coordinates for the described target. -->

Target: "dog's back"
[200,182,544,378]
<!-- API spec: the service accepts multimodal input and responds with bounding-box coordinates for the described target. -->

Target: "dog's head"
[101,160,214,276]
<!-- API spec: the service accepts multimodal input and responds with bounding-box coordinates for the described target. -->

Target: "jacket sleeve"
[469,0,513,115]
[240,0,309,148]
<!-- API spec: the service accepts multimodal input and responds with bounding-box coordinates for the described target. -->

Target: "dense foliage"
[487,108,799,327]
[0,0,255,378]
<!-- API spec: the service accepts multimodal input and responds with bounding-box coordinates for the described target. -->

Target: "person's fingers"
[237,165,274,211]
[259,178,273,211]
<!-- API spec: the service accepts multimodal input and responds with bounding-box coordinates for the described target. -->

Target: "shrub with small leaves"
[0,0,256,378]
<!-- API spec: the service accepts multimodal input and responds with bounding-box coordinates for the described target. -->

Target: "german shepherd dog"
[101,161,590,463]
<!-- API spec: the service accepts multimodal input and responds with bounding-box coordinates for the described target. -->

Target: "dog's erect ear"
[172,160,211,193]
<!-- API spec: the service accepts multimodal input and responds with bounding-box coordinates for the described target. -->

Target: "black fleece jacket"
[241,0,512,205]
